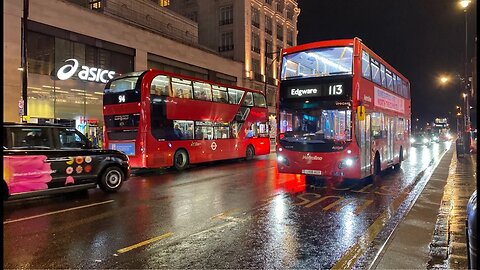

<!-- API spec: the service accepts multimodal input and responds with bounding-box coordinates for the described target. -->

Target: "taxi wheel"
[2,180,9,201]
[245,145,255,161]
[174,149,189,171]
[99,166,124,193]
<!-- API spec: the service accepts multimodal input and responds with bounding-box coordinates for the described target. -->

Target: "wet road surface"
[3,141,452,269]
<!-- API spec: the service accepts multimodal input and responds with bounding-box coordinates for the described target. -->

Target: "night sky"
[296,0,477,130]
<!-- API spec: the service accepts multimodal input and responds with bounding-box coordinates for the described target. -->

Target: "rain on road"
[3,141,451,269]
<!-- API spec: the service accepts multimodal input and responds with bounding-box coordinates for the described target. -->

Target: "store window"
[26,30,134,139]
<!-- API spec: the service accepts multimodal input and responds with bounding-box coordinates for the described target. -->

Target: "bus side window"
[151,75,170,96]
[172,78,193,99]
[243,92,254,106]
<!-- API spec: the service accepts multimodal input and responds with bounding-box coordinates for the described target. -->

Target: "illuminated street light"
[459,0,471,9]
[440,76,449,84]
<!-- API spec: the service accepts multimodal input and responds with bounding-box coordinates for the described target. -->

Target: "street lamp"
[263,49,281,94]
[459,0,472,151]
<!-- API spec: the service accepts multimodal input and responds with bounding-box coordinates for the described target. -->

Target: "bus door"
[364,114,371,175]
[358,113,371,178]
[386,116,394,162]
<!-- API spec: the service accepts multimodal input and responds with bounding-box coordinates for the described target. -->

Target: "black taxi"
[3,123,130,200]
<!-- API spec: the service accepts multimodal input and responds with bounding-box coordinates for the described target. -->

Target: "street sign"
[18,99,24,117]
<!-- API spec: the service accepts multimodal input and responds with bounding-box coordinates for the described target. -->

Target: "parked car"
[466,190,476,269]
[410,132,431,146]
[3,123,130,200]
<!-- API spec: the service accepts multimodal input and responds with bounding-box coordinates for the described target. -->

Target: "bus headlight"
[277,155,289,165]
[345,158,354,167]
[410,138,416,143]
[338,158,355,169]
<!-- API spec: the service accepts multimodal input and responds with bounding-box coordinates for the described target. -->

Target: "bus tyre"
[373,153,381,177]
[394,147,403,171]
[174,149,189,171]
[99,166,124,193]
[246,145,255,161]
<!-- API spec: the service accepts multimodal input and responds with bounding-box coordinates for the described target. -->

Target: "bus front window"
[280,46,353,80]
[104,76,142,105]
[279,108,351,142]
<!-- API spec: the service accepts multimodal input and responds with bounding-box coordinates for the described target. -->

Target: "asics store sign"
[57,59,115,83]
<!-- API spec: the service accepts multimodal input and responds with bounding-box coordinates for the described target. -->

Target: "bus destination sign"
[284,83,347,99]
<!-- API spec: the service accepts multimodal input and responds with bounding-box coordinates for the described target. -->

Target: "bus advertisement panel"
[276,38,411,180]
[103,70,270,170]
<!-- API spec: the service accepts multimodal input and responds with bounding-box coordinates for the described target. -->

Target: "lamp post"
[438,75,467,137]
[21,0,30,121]
[459,0,472,151]
[263,48,281,94]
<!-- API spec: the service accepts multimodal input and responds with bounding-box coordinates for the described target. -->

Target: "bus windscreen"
[280,46,353,80]
[103,76,141,105]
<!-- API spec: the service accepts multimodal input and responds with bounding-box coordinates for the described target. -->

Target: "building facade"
[3,0,244,143]
[167,0,300,137]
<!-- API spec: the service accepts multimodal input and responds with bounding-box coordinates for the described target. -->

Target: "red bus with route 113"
[103,70,271,170]
[276,38,411,180]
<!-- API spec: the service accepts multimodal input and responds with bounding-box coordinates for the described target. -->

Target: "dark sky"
[296,0,477,129]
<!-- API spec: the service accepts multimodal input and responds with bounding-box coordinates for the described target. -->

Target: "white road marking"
[3,200,115,224]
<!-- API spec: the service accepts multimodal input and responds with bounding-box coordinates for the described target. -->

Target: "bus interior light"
[410,138,416,143]
[347,149,352,154]
[279,147,283,152]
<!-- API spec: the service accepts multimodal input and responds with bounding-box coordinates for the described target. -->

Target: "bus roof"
[111,69,265,96]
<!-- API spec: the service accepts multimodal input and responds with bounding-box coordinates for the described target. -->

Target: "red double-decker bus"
[276,38,411,180]
[103,70,270,170]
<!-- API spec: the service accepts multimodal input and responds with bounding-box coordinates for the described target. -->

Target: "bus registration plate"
[302,169,322,175]
[109,142,135,156]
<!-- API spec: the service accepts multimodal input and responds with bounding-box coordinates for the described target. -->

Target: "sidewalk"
[374,143,477,269]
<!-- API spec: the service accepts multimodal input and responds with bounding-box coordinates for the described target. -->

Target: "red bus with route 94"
[276,38,411,180]
[103,70,270,170]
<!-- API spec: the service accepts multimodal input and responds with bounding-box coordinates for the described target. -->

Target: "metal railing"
[65,0,198,45]
[218,45,234,52]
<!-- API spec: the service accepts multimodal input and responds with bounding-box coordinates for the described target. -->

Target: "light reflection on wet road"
[3,141,451,269]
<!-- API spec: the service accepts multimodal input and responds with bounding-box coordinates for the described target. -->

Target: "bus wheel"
[174,149,189,171]
[373,153,381,177]
[394,147,403,171]
[245,145,255,161]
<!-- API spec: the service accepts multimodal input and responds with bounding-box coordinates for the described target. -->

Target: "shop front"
[25,23,134,146]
